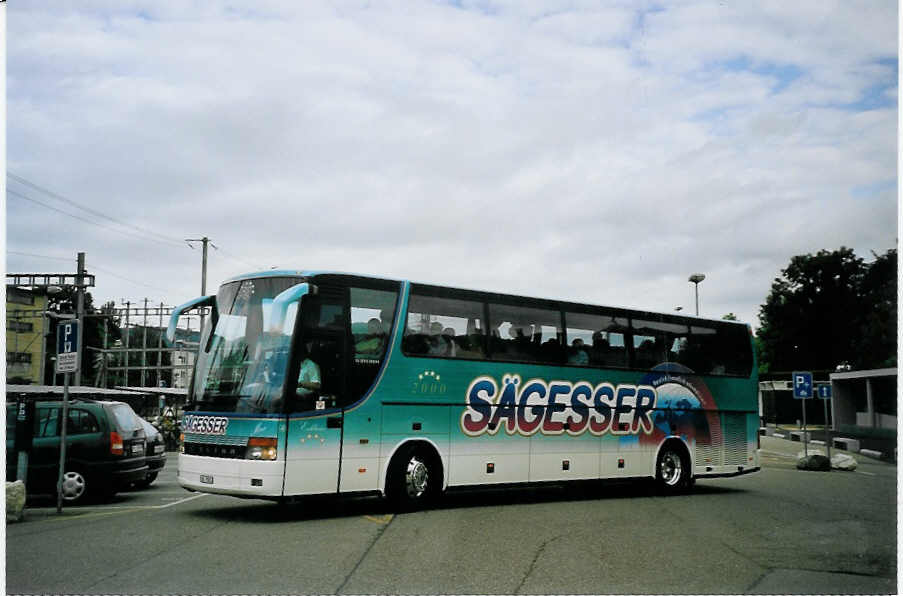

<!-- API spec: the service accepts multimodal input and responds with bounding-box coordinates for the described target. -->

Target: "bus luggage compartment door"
[282,411,343,496]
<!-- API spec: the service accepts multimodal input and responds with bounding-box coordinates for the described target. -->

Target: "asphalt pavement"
[6,438,897,594]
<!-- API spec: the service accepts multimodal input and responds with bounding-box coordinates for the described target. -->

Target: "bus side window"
[564,311,629,368]
[402,292,486,360]
[487,303,563,365]
[348,286,400,404]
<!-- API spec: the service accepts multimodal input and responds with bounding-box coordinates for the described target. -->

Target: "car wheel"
[60,470,88,504]
[388,445,439,512]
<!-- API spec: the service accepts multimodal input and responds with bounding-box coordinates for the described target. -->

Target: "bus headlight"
[247,437,278,461]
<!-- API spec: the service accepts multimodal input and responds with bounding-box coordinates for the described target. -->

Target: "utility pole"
[123,300,131,386]
[141,298,149,387]
[157,302,165,387]
[186,237,215,334]
[75,252,86,385]
[101,316,109,388]
[40,310,48,384]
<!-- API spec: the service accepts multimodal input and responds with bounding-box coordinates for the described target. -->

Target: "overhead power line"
[210,245,265,271]
[7,188,185,249]
[7,172,185,247]
[7,251,72,263]
[8,250,171,294]
[8,173,267,282]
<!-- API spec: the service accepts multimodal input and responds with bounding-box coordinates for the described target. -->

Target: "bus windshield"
[191,277,303,414]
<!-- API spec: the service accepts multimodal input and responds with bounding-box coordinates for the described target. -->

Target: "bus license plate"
[200,474,214,484]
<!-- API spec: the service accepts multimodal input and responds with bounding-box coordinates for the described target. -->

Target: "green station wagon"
[6,399,149,503]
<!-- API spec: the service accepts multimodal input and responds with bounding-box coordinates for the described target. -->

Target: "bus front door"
[282,410,344,496]
[282,334,346,496]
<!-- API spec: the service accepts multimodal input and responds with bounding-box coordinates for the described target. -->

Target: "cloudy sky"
[5,1,898,329]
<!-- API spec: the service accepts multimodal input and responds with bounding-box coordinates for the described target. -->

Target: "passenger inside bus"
[442,327,457,357]
[568,338,589,365]
[428,322,452,356]
[355,317,386,356]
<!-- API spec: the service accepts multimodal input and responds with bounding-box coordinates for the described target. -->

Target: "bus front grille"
[183,442,247,459]
[183,437,249,459]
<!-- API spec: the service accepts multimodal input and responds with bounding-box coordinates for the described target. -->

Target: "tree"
[43,290,123,384]
[757,247,896,372]
[852,248,897,369]
[722,313,738,321]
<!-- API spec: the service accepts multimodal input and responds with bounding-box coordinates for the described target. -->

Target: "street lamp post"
[688,273,706,316]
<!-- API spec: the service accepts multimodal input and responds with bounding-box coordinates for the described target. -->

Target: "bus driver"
[295,342,322,407]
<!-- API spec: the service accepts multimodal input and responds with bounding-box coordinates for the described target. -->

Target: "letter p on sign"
[56,320,79,374]
[792,371,812,399]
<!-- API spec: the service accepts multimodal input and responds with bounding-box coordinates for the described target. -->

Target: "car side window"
[67,409,101,435]
[34,408,60,437]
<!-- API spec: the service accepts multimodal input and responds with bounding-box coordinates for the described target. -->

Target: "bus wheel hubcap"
[661,452,682,486]
[405,456,429,498]
[61,472,86,500]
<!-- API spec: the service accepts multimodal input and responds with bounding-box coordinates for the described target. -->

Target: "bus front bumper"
[178,453,284,497]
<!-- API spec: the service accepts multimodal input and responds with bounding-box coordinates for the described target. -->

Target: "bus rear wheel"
[388,445,438,511]
[656,444,690,495]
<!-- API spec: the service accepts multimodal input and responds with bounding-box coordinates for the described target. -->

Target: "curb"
[860,448,884,459]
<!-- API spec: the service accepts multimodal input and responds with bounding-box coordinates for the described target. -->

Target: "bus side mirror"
[268,283,313,334]
[166,295,217,344]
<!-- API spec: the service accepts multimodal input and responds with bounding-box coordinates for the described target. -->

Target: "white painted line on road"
[760,450,796,459]
[156,493,207,509]
[773,433,786,438]
[856,470,877,476]
[28,493,208,516]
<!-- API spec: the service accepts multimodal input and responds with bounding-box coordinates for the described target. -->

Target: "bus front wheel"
[656,444,690,495]
[388,444,439,511]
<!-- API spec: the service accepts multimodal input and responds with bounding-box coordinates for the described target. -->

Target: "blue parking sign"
[56,320,79,373]
[792,371,813,399]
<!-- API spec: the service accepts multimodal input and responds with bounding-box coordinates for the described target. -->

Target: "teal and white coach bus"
[167,270,759,509]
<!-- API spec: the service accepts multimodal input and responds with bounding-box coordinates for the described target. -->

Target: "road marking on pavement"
[40,507,145,523]
[156,493,207,509]
[364,514,394,524]
[760,450,796,459]
[28,493,208,521]
[856,470,877,476]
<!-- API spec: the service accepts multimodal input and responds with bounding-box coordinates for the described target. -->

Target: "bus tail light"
[110,431,124,455]
[247,437,278,461]
[179,433,185,454]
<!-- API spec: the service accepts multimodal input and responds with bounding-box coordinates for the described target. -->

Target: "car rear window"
[108,404,142,432]
[139,417,159,438]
